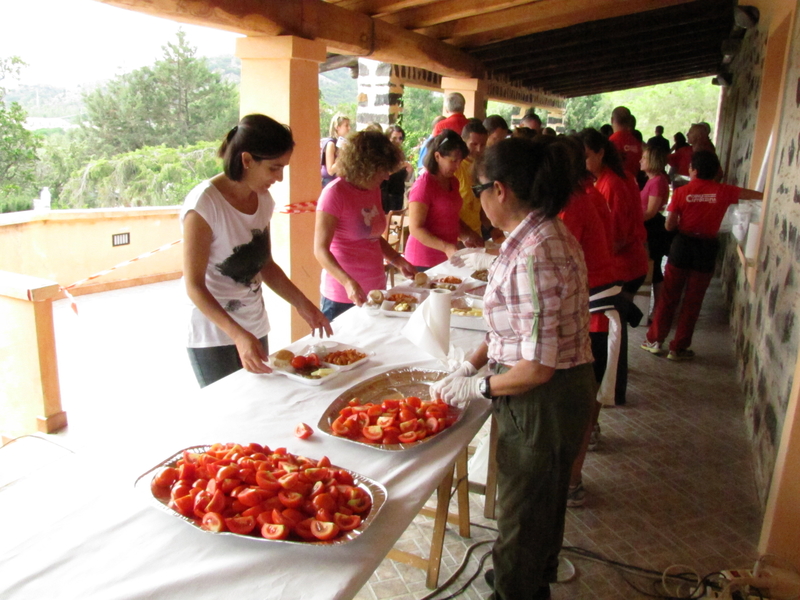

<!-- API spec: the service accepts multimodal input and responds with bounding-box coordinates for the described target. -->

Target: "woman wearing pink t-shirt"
[640,144,674,317]
[405,130,482,269]
[314,131,416,321]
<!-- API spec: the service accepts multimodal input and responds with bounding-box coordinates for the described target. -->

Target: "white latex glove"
[450,248,496,270]
[430,361,477,400]
[438,376,484,409]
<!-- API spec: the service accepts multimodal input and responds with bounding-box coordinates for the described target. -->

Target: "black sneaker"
[483,570,551,599]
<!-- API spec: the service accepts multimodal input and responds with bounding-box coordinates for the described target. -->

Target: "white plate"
[450,296,487,331]
[312,342,372,372]
[267,353,341,386]
[380,299,417,317]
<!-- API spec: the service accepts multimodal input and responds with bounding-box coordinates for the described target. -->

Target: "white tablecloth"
[0,268,489,600]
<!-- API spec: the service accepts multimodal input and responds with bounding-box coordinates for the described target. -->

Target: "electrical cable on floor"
[416,541,494,600]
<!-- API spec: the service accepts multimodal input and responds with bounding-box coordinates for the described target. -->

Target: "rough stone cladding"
[720,14,800,507]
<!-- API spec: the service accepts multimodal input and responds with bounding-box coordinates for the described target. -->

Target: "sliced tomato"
[305,353,320,368]
[366,404,383,417]
[333,470,355,486]
[312,493,337,513]
[376,415,396,428]
[255,470,281,493]
[278,490,304,509]
[425,416,440,434]
[215,464,238,482]
[220,478,242,494]
[225,515,256,535]
[334,512,362,531]
[178,462,197,482]
[399,408,417,422]
[381,399,401,411]
[151,480,171,502]
[310,519,340,541]
[238,488,265,508]
[206,489,226,514]
[405,396,422,408]
[261,523,289,540]
[154,466,179,488]
[294,517,317,540]
[256,511,273,527]
[398,431,417,444]
[399,419,418,433]
[278,472,300,489]
[362,425,383,441]
[201,512,225,532]
[290,355,308,369]
[294,423,314,439]
[331,415,353,436]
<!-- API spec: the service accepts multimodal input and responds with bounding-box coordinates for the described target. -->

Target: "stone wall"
[720,11,800,506]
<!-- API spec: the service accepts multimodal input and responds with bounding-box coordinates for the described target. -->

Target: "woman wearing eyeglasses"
[431,137,595,600]
[181,114,332,388]
[404,129,483,269]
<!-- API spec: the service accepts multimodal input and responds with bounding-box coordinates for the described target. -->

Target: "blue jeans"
[187,336,268,388]
[320,296,353,322]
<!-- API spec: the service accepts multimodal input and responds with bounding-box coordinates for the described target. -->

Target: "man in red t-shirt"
[642,151,762,360]
[433,92,469,137]
[609,106,642,180]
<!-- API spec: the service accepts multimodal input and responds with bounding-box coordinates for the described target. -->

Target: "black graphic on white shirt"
[216,228,271,311]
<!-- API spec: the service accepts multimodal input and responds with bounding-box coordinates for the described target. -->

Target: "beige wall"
[0,208,183,294]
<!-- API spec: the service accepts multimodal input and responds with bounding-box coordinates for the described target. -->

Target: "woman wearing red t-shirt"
[581,128,648,405]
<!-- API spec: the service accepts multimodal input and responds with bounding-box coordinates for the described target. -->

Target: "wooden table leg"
[455,449,471,538]
[426,465,454,589]
[483,415,499,520]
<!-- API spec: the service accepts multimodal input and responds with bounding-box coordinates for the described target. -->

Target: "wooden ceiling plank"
[334,0,436,15]
[91,0,483,78]
[530,63,716,96]
[494,27,728,77]
[473,13,724,66]
[422,0,694,48]
[379,0,533,29]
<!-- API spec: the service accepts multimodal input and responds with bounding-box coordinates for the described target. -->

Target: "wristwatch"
[478,375,493,399]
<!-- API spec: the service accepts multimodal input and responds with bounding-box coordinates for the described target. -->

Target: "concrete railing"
[0,208,184,439]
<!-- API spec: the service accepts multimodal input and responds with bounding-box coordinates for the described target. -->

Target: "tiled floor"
[4,276,762,600]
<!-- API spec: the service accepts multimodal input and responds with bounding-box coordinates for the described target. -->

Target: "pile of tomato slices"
[150,442,371,542]
[330,396,458,445]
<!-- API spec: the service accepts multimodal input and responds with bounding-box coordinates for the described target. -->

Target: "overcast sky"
[0,0,240,88]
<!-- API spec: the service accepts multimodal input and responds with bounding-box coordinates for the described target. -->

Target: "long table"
[0,270,490,600]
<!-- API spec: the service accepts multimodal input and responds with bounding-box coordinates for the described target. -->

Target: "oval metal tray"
[134,445,387,546]
[317,367,460,452]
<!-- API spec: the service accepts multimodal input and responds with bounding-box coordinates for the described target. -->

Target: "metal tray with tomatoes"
[317,368,462,451]
[134,443,387,545]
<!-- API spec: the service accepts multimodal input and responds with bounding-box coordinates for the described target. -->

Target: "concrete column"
[236,36,327,345]
[356,59,404,131]
[441,77,488,121]
[0,272,66,441]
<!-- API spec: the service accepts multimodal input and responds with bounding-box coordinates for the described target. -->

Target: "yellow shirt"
[455,156,482,233]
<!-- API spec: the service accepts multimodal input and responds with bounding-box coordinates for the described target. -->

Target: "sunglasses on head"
[472,181,495,198]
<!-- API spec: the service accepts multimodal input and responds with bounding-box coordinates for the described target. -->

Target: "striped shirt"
[484,211,593,370]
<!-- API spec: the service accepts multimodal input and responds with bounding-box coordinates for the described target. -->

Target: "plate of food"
[135,442,386,545]
[313,342,372,372]
[268,349,340,385]
[450,296,487,331]
[379,291,424,317]
[318,368,463,451]
[469,269,489,283]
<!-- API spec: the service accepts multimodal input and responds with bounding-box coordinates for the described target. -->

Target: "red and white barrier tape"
[59,203,315,314]
[280,201,317,214]
[60,239,183,315]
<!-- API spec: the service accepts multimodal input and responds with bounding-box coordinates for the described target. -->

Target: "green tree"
[400,87,443,163]
[0,57,39,208]
[81,30,238,155]
[563,94,611,132]
[59,141,221,209]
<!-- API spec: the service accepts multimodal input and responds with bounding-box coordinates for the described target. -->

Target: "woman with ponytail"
[430,137,595,600]
[181,114,332,387]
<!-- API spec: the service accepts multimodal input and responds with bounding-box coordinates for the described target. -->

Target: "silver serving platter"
[318,367,461,452]
[134,445,387,546]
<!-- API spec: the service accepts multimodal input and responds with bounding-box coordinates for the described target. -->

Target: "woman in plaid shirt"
[432,137,595,600]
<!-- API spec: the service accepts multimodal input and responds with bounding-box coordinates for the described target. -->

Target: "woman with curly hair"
[314,130,417,321]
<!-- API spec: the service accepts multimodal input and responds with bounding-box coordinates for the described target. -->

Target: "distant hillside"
[10,55,358,127]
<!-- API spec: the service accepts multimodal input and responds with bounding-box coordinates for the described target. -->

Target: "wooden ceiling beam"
[528,63,717,96]
[91,0,483,78]
[492,27,726,77]
[378,0,532,29]
[473,15,724,67]
[418,0,695,48]
[334,0,436,16]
